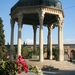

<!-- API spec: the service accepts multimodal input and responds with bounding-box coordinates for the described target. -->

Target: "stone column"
[38,11,45,62]
[49,25,53,60]
[10,18,15,60]
[61,21,64,58]
[33,25,37,55]
[47,27,50,59]
[17,13,23,55]
[58,17,64,61]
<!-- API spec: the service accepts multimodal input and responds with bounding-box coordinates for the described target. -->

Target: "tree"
[0,17,5,46]
[0,17,5,60]
[23,41,26,46]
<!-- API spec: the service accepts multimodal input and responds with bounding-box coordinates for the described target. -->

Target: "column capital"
[38,11,45,20]
[17,12,23,28]
[50,24,53,31]
[17,12,23,23]
[48,24,53,31]
[33,25,38,30]
[57,17,64,28]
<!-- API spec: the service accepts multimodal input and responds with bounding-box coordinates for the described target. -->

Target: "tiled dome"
[11,0,62,13]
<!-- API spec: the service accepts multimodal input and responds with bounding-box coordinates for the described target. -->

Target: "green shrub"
[21,46,30,59]
[52,48,59,60]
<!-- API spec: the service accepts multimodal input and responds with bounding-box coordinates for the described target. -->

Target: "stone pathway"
[16,71,36,75]
[17,60,75,75]
[26,60,75,70]
[43,70,75,75]
[17,70,75,75]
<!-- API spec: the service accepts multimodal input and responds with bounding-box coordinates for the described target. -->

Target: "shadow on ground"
[70,60,75,64]
[42,65,75,75]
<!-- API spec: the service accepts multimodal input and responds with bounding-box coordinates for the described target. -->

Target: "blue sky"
[0,0,75,45]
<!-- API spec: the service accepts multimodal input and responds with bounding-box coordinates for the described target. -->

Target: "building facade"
[25,44,75,60]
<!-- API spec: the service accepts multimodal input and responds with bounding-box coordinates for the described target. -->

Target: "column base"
[40,58,44,62]
[59,56,64,61]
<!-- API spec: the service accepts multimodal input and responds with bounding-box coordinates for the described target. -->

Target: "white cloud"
[24,38,75,44]
[25,38,46,44]
[52,38,75,44]
[64,38,75,44]
[25,38,33,44]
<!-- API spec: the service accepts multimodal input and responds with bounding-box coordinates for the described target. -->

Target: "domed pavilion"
[10,0,64,62]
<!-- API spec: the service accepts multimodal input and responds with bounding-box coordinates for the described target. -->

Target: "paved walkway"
[17,60,75,75]
[43,70,75,75]
[16,71,36,75]
[16,70,75,75]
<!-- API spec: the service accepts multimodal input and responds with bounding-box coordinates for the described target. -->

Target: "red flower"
[16,55,28,74]
[21,60,27,66]
[22,65,28,72]
[18,55,23,59]
[24,67,28,73]
[16,59,20,65]
[18,69,21,74]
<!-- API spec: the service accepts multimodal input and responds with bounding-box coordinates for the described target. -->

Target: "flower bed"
[0,55,43,75]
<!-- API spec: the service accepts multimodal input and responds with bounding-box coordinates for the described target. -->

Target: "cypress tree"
[0,17,5,60]
[0,17,5,46]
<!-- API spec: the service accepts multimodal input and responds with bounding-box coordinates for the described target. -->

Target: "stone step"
[49,61,75,70]
[26,59,75,70]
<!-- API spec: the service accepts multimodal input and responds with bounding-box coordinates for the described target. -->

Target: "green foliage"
[13,46,18,59]
[32,47,45,56]
[21,46,30,59]
[13,47,17,60]
[35,47,39,55]
[35,47,46,55]
[0,61,17,75]
[0,48,3,61]
[0,17,6,61]
[0,46,8,61]
[0,61,43,75]
[28,51,32,59]
[52,48,59,60]
[28,65,43,75]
